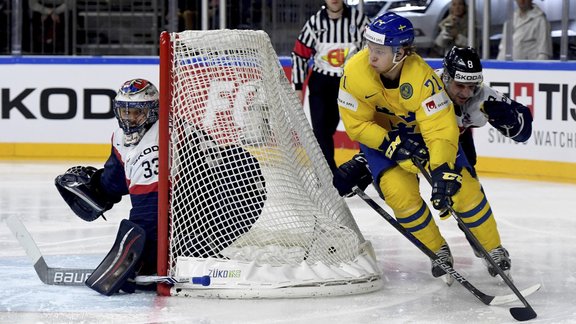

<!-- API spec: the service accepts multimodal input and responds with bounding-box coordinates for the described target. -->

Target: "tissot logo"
[490,81,576,121]
[1,87,116,119]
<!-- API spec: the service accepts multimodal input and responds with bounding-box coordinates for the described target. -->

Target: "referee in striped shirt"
[291,0,369,173]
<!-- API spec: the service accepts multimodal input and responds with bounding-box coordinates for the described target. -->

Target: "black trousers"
[307,71,341,173]
[460,127,477,167]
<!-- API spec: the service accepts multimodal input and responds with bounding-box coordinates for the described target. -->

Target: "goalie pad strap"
[85,219,146,296]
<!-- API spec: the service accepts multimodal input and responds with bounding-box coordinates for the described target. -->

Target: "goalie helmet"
[364,12,414,49]
[443,46,483,85]
[113,78,159,146]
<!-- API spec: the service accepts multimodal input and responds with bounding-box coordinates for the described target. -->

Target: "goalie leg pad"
[85,219,146,296]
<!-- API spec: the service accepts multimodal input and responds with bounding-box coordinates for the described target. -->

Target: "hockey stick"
[353,187,540,309]
[413,159,538,321]
[6,215,210,287]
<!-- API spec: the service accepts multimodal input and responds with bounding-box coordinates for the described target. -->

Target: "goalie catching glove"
[333,153,373,197]
[379,129,429,173]
[55,166,121,221]
[430,163,462,210]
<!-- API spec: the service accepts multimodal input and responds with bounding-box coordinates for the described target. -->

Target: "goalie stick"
[6,215,210,287]
[353,187,541,312]
[412,159,538,321]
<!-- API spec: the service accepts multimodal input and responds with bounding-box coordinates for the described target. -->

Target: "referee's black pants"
[307,71,341,173]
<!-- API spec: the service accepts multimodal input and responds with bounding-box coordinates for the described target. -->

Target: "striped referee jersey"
[291,5,370,90]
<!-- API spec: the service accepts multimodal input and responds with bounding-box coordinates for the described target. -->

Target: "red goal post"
[157,30,382,298]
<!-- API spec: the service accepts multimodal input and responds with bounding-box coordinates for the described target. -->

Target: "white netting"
[162,30,381,297]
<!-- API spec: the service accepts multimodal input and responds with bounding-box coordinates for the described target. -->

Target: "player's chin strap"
[386,49,407,74]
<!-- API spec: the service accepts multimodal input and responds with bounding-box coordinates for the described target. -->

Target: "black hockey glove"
[482,100,533,142]
[430,163,462,210]
[55,166,121,221]
[380,129,429,174]
[333,153,373,197]
[481,100,519,128]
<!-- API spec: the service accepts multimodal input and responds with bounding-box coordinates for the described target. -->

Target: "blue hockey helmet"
[364,12,414,48]
[113,78,159,146]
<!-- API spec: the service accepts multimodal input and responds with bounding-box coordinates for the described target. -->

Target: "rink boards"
[0,56,575,181]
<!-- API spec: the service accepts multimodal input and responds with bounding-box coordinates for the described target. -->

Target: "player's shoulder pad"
[483,86,510,104]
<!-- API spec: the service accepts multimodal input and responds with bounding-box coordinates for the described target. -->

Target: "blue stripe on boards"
[0,56,159,65]
[1,55,574,71]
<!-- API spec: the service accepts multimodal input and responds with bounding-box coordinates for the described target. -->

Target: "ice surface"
[1,161,575,323]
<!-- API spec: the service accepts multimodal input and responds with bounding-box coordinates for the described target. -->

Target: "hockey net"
[158,30,382,298]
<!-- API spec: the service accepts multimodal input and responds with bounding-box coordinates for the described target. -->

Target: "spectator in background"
[179,1,196,30]
[291,0,369,173]
[28,0,73,54]
[0,0,8,53]
[434,0,468,56]
[497,0,552,60]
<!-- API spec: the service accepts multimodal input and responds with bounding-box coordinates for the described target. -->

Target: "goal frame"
[158,31,172,296]
[156,30,382,298]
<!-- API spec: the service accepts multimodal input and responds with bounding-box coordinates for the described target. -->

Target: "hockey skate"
[431,243,454,286]
[484,245,512,280]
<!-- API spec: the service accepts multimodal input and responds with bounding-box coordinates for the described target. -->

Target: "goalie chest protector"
[111,122,160,194]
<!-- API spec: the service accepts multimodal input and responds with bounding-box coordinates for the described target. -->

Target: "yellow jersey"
[337,48,459,169]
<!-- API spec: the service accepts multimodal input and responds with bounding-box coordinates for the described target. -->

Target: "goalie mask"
[113,79,159,146]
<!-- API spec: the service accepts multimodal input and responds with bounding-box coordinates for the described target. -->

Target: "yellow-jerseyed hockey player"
[337,12,511,283]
